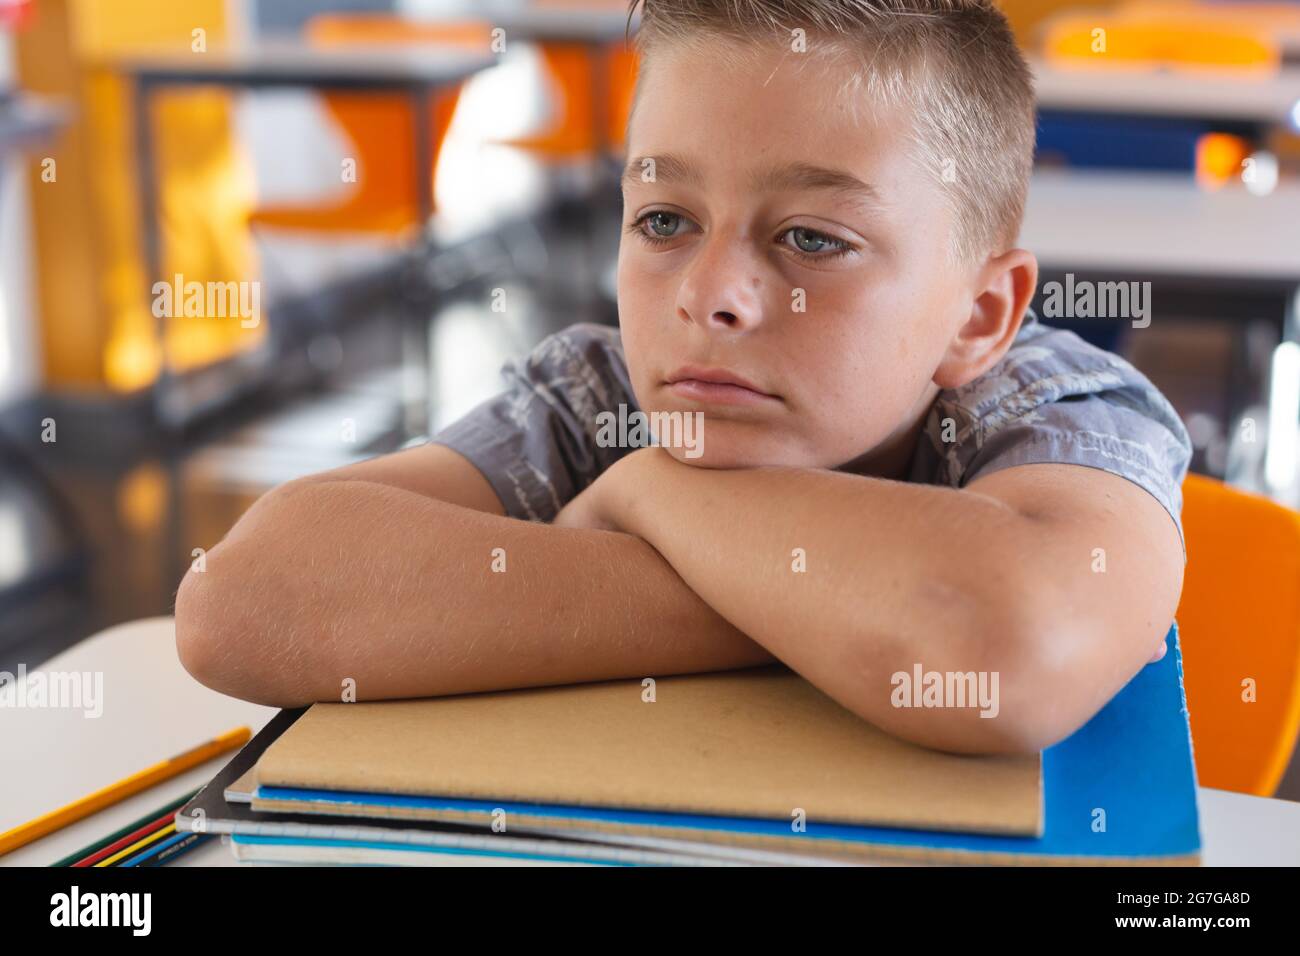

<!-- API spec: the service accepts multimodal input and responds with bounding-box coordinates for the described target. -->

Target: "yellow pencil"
[95,822,177,867]
[0,726,250,857]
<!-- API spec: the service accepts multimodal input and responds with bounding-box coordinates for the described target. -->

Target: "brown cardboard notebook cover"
[254,666,1042,836]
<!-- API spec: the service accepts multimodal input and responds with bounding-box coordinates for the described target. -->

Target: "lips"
[664,365,781,406]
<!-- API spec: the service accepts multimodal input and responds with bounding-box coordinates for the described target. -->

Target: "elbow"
[174,557,233,694]
[892,698,1072,758]
[864,586,1099,757]
[960,597,1102,756]
[174,523,317,709]
[889,668,1090,758]
[174,548,256,702]
[963,694,1086,756]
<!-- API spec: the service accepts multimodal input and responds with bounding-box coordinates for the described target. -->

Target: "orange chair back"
[250,16,493,235]
[1042,10,1279,73]
[307,14,492,48]
[499,40,639,160]
[1176,473,1300,795]
[499,42,598,158]
[606,46,639,152]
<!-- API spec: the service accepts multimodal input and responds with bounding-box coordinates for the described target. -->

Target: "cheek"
[617,256,692,405]
[823,275,955,393]
[617,249,674,333]
[618,241,681,302]
[617,315,659,411]
[617,265,654,360]
[794,321,928,431]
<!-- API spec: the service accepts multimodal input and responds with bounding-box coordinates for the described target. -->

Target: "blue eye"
[646,211,681,237]
[781,227,852,260]
[627,213,855,262]
[628,211,686,245]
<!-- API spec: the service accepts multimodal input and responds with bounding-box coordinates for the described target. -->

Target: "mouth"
[664,365,782,407]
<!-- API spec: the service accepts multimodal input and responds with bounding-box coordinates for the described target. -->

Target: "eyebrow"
[622,153,884,210]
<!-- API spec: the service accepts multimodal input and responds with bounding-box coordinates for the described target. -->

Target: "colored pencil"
[0,727,250,856]
[96,823,176,867]
[51,788,199,867]
[72,809,176,867]
[125,830,212,867]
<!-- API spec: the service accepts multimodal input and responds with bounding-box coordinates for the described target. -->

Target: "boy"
[176,0,1191,755]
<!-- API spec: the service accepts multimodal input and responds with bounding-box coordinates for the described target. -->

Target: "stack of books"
[175,625,1201,866]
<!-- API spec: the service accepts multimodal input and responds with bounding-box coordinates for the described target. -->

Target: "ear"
[932,248,1039,390]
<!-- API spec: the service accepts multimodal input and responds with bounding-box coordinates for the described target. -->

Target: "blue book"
[250,623,1200,865]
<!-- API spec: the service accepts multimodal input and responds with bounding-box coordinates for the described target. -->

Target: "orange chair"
[1175,473,1300,796]
[496,40,638,160]
[249,16,495,237]
[605,45,639,154]
[501,42,598,158]
[1041,5,1280,73]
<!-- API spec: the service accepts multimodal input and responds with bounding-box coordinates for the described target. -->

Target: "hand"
[1148,637,1167,664]
[552,447,669,532]
[553,480,620,531]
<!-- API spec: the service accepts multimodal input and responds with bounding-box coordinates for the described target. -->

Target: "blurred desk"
[495,8,637,43]
[2,616,1299,867]
[103,42,495,432]
[112,42,494,90]
[116,41,493,243]
[1023,169,1300,284]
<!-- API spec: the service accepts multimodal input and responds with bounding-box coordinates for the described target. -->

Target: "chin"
[659,436,814,470]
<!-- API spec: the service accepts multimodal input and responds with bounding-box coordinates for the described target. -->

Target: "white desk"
[3,617,1299,867]
[1022,169,1300,283]
[0,618,275,867]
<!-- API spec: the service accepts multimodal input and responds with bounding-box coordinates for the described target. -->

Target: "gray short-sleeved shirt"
[433,312,1193,546]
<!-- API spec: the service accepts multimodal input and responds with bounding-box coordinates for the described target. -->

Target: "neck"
[836,383,940,482]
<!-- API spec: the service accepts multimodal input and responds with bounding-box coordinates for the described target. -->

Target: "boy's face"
[617,40,978,474]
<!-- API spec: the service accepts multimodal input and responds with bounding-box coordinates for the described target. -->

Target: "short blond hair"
[626,0,1036,262]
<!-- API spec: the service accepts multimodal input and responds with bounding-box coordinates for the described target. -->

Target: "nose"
[675,231,765,333]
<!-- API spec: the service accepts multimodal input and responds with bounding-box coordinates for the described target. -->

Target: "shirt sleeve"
[920,318,1194,552]
[429,323,636,522]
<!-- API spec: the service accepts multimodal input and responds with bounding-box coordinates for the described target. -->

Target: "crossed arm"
[175,442,1182,754]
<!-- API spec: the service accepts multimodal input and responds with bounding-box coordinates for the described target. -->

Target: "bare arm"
[174,443,769,707]
[568,448,1183,755]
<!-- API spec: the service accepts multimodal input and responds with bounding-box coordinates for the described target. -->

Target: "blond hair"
[625,0,1036,262]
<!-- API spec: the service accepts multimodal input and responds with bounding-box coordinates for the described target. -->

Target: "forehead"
[626,39,915,192]
[623,152,887,218]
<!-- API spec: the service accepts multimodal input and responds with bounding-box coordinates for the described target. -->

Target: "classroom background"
[2,0,1300,804]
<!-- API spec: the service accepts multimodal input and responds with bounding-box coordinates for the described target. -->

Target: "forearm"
[175,477,769,707]
[607,452,1059,752]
